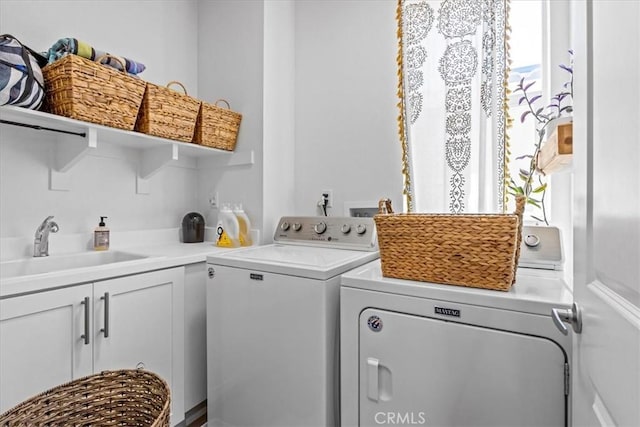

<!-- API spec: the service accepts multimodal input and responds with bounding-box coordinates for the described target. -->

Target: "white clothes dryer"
[340,236,573,427]
[206,216,378,427]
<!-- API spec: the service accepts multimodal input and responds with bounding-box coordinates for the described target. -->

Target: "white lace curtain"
[399,0,509,213]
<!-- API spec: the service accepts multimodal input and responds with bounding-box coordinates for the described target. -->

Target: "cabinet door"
[0,284,93,412]
[184,262,207,411]
[93,267,184,424]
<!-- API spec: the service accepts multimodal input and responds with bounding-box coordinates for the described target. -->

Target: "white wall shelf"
[0,106,253,194]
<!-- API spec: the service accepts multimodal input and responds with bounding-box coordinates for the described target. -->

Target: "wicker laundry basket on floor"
[0,369,170,426]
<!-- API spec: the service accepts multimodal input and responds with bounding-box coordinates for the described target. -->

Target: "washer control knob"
[314,222,327,234]
[341,224,352,234]
[356,224,367,235]
[293,223,302,231]
[524,234,540,247]
[280,221,290,231]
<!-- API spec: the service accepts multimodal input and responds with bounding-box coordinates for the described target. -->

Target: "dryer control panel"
[274,216,378,251]
[518,226,564,270]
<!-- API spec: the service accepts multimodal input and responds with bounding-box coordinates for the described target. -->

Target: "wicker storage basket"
[193,99,242,151]
[0,369,170,427]
[42,54,146,131]
[135,81,201,142]
[374,196,525,291]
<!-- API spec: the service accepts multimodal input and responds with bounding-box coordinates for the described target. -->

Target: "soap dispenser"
[94,216,110,251]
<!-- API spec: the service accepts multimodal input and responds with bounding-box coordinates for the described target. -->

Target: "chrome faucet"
[34,216,59,257]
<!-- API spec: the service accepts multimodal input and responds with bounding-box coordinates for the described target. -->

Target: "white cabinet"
[183,262,207,412]
[93,268,185,424]
[0,268,185,425]
[0,284,93,411]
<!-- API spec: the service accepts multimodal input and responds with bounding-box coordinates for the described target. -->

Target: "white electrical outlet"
[322,189,333,208]
[209,192,219,208]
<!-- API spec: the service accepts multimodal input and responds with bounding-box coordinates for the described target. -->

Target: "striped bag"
[0,34,47,109]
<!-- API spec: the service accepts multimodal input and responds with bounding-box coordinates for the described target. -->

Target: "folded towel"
[47,38,146,75]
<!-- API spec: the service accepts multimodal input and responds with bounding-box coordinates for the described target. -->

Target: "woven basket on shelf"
[0,369,171,427]
[193,99,242,151]
[42,54,146,131]
[374,196,525,291]
[134,80,201,142]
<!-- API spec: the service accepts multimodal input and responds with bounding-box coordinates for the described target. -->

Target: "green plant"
[509,50,574,225]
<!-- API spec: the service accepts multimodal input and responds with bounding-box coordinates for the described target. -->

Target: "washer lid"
[341,259,572,316]
[207,244,379,280]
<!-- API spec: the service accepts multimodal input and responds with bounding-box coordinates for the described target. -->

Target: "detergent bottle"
[233,203,253,246]
[216,203,241,248]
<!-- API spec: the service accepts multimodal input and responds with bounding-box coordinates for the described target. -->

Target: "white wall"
[294,0,403,216]
[0,0,198,94]
[196,0,297,243]
[197,0,401,242]
[547,0,574,271]
[196,0,266,240]
[0,128,198,237]
[0,0,200,238]
[1,0,404,243]
[263,0,296,242]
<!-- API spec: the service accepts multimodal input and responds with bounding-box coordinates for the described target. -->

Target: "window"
[508,0,547,223]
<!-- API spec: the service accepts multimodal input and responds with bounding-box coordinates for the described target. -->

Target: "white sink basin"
[0,251,148,279]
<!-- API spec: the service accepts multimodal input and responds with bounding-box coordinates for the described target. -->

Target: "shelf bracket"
[196,149,255,169]
[49,128,98,191]
[136,144,180,194]
[228,150,255,166]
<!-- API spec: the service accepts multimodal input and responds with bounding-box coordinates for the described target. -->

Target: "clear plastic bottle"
[216,203,241,248]
[233,203,253,246]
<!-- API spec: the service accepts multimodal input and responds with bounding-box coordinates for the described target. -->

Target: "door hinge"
[564,363,570,395]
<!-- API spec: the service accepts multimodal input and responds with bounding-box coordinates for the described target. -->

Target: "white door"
[93,268,184,422]
[569,2,640,426]
[359,308,567,427]
[0,284,93,412]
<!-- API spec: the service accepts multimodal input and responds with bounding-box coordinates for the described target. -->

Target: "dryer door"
[359,308,567,427]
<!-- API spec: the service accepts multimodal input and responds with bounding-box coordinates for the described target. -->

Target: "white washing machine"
[340,226,573,427]
[206,216,378,427]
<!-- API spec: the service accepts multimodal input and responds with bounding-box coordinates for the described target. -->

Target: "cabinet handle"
[100,292,110,338]
[367,357,379,401]
[80,297,90,345]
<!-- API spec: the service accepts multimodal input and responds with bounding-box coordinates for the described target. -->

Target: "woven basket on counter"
[42,54,146,131]
[193,99,242,151]
[374,196,525,291]
[135,81,201,142]
[0,369,170,426]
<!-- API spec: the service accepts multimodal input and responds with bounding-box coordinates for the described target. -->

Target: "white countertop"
[0,240,236,298]
[341,259,573,316]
